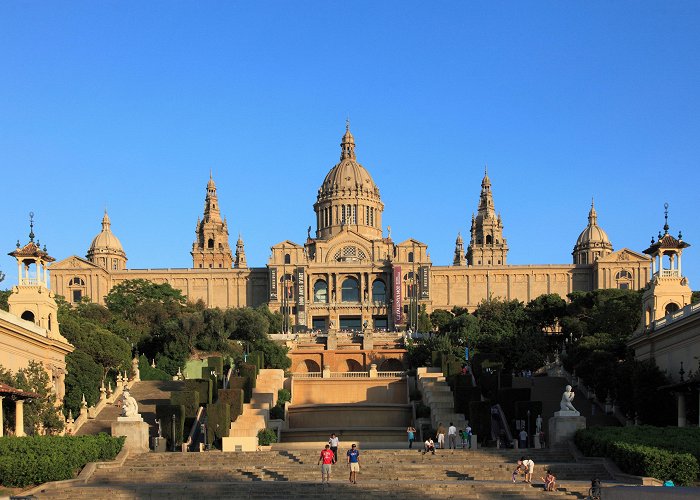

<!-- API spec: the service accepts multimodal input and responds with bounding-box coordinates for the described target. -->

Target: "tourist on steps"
[406,426,416,449]
[347,443,360,484]
[318,444,336,485]
[447,422,458,449]
[423,437,435,455]
[518,457,535,484]
[328,433,340,462]
[437,422,446,449]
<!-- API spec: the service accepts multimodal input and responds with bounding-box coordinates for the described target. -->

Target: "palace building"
[49,125,650,331]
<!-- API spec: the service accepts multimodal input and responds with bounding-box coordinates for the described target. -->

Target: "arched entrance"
[295,359,321,373]
[379,358,404,372]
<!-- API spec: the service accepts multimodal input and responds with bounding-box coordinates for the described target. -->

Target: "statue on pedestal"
[535,414,543,434]
[560,385,578,413]
[121,390,139,418]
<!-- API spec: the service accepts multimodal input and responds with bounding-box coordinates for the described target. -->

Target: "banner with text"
[393,265,403,325]
[269,268,278,300]
[296,267,306,327]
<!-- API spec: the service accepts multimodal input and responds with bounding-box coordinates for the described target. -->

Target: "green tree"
[417,304,432,333]
[11,361,64,434]
[0,289,10,312]
[104,279,187,319]
[430,309,453,332]
[526,293,566,333]
[255,304,284,334]
[64,350,103,416]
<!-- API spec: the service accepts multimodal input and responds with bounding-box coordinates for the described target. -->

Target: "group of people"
[407,422,473,454]
[511,457,557,492]
[317,433,360,485]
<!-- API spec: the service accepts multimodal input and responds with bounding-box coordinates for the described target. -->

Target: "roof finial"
[663,202,669,234]
[28,211,35,242]
[346,116,350,132]
[484,163,488,176]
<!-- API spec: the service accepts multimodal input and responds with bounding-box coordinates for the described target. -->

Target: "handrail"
[184,406,205,452]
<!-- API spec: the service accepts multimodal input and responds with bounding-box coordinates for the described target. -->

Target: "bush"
[239,363,257,402]
[205,402,230,446]
[217,389,244,422]
[249,351,264,372]
[170,390,200,419]
[138,354,171,381]
[0,434,124,487]
[270,403,285,420]
[184,379,212,405]
[277,388,291,404]
[155,404,186,450]
[207,356,224,377]
[257,428,277,446]
[575,427,700,485]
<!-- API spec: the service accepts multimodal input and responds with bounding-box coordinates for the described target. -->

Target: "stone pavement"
[32,446,618,499]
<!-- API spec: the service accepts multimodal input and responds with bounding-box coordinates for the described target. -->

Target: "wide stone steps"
[34,479,590,499]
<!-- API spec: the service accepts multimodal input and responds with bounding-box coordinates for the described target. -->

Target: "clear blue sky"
[1,1,698,290]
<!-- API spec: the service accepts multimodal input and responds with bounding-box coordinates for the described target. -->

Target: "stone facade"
[50,126,650,330]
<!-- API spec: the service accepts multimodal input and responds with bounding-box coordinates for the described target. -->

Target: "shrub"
[205,402,230,446]
[170,390,200,419]
[207,356,224,377]
[184,378,212,405]
[138,354,171,381]
[217,389,244,422]
[239,363,257,402]
[0,434,124,487]
[269,403,285,420]
[257,428,277,446]
[155,404,186,450]
[249,352,264,372]
[277,388,291,404]
[575,427,700,485]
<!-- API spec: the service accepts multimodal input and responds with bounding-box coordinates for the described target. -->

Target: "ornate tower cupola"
[467,167,509,266]
[192,173,233,269]
[572,199,614,265]
[639,203,692,328]
[453,232,466,266]
[313,122,385,240]
[8,212,65,341]
[234,233,247,269]
[86,210,127,270]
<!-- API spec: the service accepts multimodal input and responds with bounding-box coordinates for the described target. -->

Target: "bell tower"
[7,213,64,341]
[639,203,692,329]
[467,168,509,266]
[191,173,233,269]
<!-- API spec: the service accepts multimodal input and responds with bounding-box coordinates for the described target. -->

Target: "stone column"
[678,392,687,427]
[369,364,378,379]
[0,396,4,437]
[15,400,25,437]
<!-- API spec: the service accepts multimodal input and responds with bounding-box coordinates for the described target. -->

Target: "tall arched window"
[208,238,214,249]
[486,235,493,244]
[284,253,291,264]
[341,277,360,302]
[408,252,414,263]
[372,279,386,304]
[314,280,328,303]
[665,303,680,316]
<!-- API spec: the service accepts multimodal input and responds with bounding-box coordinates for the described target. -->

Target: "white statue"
[560,385,578,413]
[121,389,139,418]
[536,414,543,434]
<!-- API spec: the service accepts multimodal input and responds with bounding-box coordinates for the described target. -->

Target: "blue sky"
[1,1,698,290]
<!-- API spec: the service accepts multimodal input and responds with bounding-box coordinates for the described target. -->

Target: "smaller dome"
[575,202,611,247]
[88,211,125,255]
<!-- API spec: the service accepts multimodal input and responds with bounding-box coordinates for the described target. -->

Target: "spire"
[203,174,222,223]
[588,198,597,226]
[477,168,495,219]
[207,169,215,190]
[340,121,356,160]
[454,232,466,266]
[101,209,111,231]
[234,233,247,268]
[28,211,35,243]
[663,202,669,235]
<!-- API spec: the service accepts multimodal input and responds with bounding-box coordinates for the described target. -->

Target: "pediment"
[49,255,102,270]
[597,248,650,263]
[395,238,427,248]
[270,240,304,250]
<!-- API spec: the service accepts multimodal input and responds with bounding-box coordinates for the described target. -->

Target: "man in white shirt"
[328,433,340,462]
[447,422,458,449]
[424,438,435,455]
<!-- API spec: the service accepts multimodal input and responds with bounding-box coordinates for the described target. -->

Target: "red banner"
[393,265,402,325]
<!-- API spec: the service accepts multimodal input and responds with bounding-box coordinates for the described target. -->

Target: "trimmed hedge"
[278,388,291,404]
[575,427,700,485]
[0,434,124,487]
[217,389,244,422]
[205,402,230,446]
[207,356,224,377]
[138,354,171,381]
[170,390,200,419]
[155,404,186,449]
[184,378,212,405]
[258,428,277,446]
[249,352,264,372]
[239,363,257,403]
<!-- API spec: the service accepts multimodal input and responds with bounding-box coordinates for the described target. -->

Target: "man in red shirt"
[318,444,336,484]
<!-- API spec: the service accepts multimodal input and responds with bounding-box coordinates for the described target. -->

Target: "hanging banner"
[393,265,403,324]
[296,267,306,327]
[419,266,430,299]
[269,268,278,300]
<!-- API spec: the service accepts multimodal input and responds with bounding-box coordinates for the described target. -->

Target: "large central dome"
[314,126,384,240]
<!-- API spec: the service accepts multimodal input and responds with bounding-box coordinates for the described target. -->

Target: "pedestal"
[112,416,149,453]
[548,413,586,446]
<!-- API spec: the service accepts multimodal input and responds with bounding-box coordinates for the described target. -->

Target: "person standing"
[406,426,416,449]
[519,429,528,449]
[317,444,336,485]
[464,423,473,449]
[347,443,360,484]
[437,422,446,449]
[328,433,340,462]
[447,422,457,449]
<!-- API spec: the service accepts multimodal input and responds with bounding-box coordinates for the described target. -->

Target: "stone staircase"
[31,446,616,499]
[222,369,285,451]
[77,380,184,437]
[416,367,467,431]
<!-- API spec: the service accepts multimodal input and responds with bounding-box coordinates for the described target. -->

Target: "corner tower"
[467,168,508,266]
[313,123,384,240]
[191,173,233,269]
[639,203,692,328]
